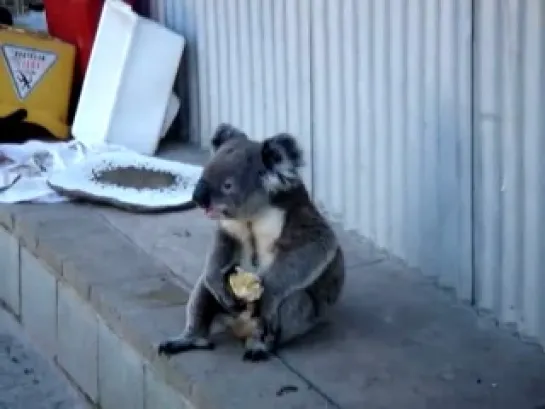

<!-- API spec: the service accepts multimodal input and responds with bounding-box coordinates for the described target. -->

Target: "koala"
[157,124,345,362]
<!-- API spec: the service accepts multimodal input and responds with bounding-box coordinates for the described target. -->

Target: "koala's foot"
[157,335,214,357]
[242,338,272,362]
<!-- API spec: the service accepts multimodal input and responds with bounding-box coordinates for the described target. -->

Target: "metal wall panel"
[308,0,473,302]
[0,0,27,15]
[473,0,545,345]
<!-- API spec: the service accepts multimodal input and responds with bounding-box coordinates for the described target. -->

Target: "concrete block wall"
[0,227,20,316]
[21,247,58,358]
[0,204,329,409]
[0,225,193,409]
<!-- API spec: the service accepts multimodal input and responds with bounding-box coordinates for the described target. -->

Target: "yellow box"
[0,25,76,140]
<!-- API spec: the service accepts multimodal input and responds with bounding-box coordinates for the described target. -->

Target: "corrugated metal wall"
[0,0,30,15]
[308,0,473,304]
[149,0,545,349]
[473,0,545,344]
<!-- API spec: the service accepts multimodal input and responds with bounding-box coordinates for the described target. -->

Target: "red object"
[43,0,135,81]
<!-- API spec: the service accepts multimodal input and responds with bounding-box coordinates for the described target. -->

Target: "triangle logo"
[1,44,58,100]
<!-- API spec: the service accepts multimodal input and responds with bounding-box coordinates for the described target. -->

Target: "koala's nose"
[192,179,210,208]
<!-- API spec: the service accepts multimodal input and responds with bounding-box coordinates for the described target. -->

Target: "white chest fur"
[220,207,285,271]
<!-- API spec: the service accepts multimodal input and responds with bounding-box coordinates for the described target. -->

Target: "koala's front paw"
[204,277,238,313]
[157,335,214,357]
[242,339,271,362]
[221,296,240,315]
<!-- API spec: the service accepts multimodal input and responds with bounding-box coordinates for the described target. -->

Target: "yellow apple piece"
[228,267,264,302]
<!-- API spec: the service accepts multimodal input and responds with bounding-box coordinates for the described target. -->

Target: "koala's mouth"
[203,206,227,220]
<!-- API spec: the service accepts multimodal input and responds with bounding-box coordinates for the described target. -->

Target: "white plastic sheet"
[0,140,129,203]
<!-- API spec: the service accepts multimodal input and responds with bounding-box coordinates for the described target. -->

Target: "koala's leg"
[257,248,345,354]
[240,300,275,362]
[272,290,322,348]
[242,317,275,362]
[242,290,321,362]
[158,278,224,356]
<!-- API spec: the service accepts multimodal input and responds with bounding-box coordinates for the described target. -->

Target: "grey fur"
[158,124,345,362]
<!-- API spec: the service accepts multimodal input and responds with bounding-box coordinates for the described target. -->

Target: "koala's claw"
[157,337,214,356]
[242,348,271,362]
[242,338,271,362]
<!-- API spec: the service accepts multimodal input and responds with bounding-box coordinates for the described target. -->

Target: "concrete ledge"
[1,144,545,409]
[0,203,336,409]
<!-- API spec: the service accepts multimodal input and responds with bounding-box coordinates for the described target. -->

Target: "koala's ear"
[261,133,304,170]
[260,133,304,193]
[210,123,247,152]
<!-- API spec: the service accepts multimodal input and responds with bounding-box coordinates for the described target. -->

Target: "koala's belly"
[220,208,285,271]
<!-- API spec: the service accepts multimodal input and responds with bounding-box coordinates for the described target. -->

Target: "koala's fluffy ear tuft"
[261,133,304,193]
[211,123,247,152]
[262,133,304,170]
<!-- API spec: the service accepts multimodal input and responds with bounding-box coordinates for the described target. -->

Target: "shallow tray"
[47,151,203,213]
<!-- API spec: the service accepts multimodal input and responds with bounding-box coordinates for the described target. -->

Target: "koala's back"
[278,186,345,306]
[273,185,335,251]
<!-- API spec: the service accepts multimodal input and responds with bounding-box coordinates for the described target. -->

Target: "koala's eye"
[222,179,234,193]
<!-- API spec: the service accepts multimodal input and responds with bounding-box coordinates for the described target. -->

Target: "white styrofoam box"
[160,91,180,140]
[72,0,185,156]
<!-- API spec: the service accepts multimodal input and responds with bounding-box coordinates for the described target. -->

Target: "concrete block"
[0,227,20,315]
[144,365,193,409]
[57,282,98,401]
[61,225,169,302]
[20,247,57,357]
[98,208,213,285]
[98,318,144,409]
[0,206,14,230]
[11,203,92,246]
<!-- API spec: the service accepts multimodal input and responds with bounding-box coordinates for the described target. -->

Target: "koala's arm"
[258,231,339,316]
[202,230,240,311]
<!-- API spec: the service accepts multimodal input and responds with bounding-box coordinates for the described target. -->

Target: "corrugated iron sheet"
[308,1,473,309]
[149,0,545,349]
[0,0,29,15]
[473,0,545,344]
